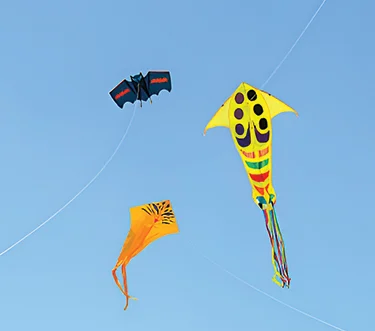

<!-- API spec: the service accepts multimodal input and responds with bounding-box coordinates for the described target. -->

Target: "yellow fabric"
[203,95,231,134]
[204,82,297,205]
[259,90,298,119]
[112,200,179,310]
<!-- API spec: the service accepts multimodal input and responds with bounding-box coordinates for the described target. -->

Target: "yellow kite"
[112,200,179,310]
[204,82,297,288]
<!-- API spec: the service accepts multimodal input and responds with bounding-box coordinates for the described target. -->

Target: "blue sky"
[0,0,373,330]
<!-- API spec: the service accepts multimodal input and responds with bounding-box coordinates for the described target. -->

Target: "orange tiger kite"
[112,200,179,310]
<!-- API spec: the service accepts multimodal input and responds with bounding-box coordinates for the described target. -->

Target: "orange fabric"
[112,200,179,310]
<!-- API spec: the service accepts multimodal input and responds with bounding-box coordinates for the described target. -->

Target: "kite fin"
[259,90,298,119]
[203,96,231,135]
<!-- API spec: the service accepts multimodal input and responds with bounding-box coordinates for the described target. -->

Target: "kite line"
[201,254,346,331]
[0,104,137,256]
[261,0,328,88]
[198,0,346,330]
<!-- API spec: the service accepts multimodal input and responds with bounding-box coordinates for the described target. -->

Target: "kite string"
[196,0,345,330]
[0,103,137,257]
[200,253,346,331]
[260,0,328,89]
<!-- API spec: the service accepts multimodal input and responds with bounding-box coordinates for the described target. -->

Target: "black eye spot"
[234,108,243,119]
[247,90,257,101]
[253,104,263,116]
[235,124,244,135]
[259,118,268,130]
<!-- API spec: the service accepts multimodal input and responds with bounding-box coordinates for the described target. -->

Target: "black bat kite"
[109,71,172,108]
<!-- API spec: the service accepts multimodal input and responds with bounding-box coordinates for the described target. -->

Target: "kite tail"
[112,265,137,310]
[263,205,291,288]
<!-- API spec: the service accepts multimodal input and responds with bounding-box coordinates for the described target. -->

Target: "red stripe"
[254,186,264,195]
[115,88,130,100]
[259,146,269,157]
[151,77,168,84]
[241,150,255,158]
[249,171,269,182]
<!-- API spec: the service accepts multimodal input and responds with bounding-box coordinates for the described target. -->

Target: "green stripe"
[245,158,269,170]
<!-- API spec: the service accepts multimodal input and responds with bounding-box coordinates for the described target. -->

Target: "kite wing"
[144,71,172,97]
[259,90,298,119]
[112,200,179,310]
[109,79,137,108]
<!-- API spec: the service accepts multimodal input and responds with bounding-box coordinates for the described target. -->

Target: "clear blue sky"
[0,0,373,330]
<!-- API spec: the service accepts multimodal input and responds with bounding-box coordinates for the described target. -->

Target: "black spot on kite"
[253,104,263,116]
[259,118,268,130]
[247,90,257,101]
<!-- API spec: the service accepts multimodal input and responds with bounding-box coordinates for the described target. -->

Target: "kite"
[109,71,172,108]
[112,200,179,310]
[203,82,297,288]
